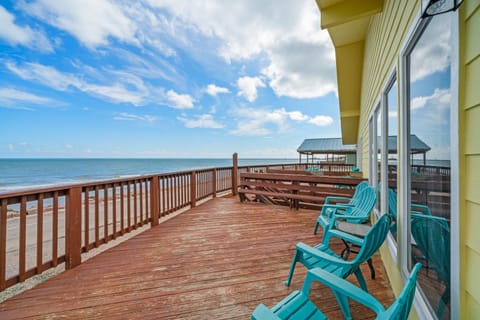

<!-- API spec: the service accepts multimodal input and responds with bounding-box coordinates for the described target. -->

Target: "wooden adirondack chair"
[286,213,392,292]
[411,213,450,318]
[253,263,422,320]
[314,186,377,237]
[323,181,370,206]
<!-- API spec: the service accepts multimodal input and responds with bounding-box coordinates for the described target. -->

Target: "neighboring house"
[315,0,479,319]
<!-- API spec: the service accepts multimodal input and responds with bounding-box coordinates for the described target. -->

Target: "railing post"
[66,186,82,269]
[191,171,197,208]
[232,153,238,196]
[212,168,217,198]
[150,176,159,227]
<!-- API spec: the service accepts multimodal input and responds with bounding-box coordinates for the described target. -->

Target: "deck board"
[0,196,394,319]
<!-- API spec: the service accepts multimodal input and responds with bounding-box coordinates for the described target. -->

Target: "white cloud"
[8,144,14,151]
[64,144,73,149]
[177,114,223,128]
[287,111,309,121]
[411,14,451,82]
[145,0,336,99]
[411,88,450,111]
[20,0,138,49]
[114,112,157,122]
[0,5,53,52]
[230,107,332,136]
[237,76,265,102]
[0,87,54,109]
[6,61,149,105]
[166,90,194,109]
[206,84,230,96]
[308,115,334,126]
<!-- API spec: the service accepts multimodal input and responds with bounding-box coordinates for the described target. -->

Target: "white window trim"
[383,68,399,264]
[398,8,460,320]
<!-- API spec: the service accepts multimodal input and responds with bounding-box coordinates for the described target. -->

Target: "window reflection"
[386,81,398,242]
[376,108,382,211]
[408,14,451,319]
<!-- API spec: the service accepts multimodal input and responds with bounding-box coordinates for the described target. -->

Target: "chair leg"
[285,250,301,287]
[354,268,368,292]
[313,221,320,235]
[332,290,352,320]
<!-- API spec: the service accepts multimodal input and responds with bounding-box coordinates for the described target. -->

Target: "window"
[386,77,398,242]
[401,12,454,319]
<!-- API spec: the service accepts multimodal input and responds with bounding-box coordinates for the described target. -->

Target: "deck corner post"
[66,186,82,269]
[150,176,160,227]
[232,153,238,196]
[212,168,217,198]
[191,171,197,208]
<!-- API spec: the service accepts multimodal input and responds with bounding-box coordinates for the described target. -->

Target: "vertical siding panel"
[461,1,480,316]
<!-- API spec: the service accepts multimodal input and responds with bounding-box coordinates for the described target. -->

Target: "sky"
[0,0,342,159]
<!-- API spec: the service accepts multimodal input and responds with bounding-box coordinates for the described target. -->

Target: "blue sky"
[0,0,343,158]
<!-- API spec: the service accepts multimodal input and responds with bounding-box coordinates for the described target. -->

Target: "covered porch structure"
[297,137,357,165]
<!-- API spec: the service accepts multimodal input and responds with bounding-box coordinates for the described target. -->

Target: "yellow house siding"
[460,0,480,318]
[358,0,418,157]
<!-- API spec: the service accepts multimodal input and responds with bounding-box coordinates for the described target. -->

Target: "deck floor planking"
[0,196,394,319]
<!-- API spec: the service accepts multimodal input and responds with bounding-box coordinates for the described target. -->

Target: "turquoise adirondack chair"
[253,263,422,320]
[387,188,432,218]
[286,213,392,292]
[314,186,377,238]
[323,181,370,206]
[411,213,450,318]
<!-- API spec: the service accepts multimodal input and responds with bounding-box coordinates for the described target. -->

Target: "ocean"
[0,158,297,193]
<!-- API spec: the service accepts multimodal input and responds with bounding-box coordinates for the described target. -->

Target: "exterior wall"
[358,0,418,174]
[460,0,480,318]
[358,1,419,318]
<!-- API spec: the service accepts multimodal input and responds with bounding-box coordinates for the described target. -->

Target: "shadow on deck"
[0,195,394,319]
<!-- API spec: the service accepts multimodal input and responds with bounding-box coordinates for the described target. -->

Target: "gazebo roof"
[384,135,431,154]
[297,138,356,154]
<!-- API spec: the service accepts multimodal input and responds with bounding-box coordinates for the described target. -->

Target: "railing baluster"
[19,196,27,282]
[84,188,90,251]
[104,185,108,242]
[0,199,7,290]
[112,184,117,239]
[139,180,144,224]
[120,183,125,235]
[52,192,58,267]
[127,182,131,231]
[36,194,44,274]
[133,181,138,228]
[95,186,100,247]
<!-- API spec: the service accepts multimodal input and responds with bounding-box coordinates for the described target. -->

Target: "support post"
[191,171,197,208]
[66,186,82,269]
[212,168,217,198]
[232,153,238,196]
[150,176,159,227]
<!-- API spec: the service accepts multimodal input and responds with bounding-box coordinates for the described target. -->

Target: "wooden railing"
[1,160,327,291]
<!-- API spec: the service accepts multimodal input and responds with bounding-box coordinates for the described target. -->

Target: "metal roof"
[297,135,430,154]
[297,138,357,154]
[385,135,431,154]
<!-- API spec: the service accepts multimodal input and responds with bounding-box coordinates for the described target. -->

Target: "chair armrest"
[411,203,432,215]
[326,229,364,246]
[303,268,385,315]
[251,304,280,320]
[296,242,352,267]
[322,203,356,210]
[324,196,353,205]
[332,213,369,222]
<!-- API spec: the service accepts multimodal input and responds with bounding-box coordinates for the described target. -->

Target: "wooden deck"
[0,196,394,319]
